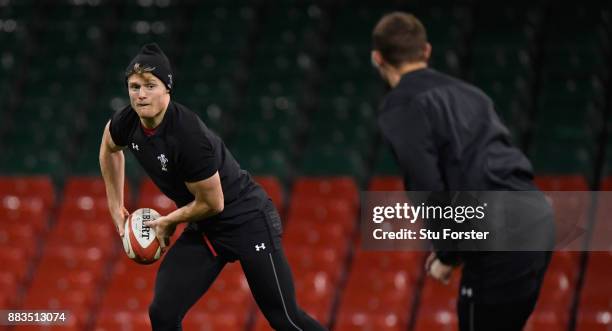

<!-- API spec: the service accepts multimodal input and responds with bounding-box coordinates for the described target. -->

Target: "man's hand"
[425,252,454,284]
[112,206,130,237]
[145,216,176,253]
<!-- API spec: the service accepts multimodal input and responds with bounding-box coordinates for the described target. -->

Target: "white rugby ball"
[122,208,162,264]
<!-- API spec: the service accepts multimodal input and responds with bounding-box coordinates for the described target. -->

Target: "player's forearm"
[99,148,126,211]
[163,199,223,225]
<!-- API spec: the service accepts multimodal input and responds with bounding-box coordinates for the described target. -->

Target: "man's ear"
[371,50,385,68]
[423,42,432,62]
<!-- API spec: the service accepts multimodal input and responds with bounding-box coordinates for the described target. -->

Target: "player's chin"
[134,107,158,118]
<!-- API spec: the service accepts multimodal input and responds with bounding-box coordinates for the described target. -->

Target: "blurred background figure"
[0,0,610,331]
[370,11,554,331]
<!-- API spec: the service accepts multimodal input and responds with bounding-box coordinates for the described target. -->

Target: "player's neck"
[389,62,428,87]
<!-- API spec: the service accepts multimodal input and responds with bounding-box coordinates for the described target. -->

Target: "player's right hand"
[111,206,130,237]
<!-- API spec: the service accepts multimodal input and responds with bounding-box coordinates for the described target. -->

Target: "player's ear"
[371,50,384,68]
[423,42,432,62]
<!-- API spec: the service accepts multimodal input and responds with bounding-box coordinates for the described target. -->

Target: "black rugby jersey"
[378,68,554,303]
[378,68,537,192]
[109,101,268,226]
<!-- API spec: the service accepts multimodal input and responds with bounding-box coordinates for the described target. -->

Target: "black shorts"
[197,199,283,262]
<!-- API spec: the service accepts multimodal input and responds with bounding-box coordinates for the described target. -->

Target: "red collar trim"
[141,124,157,137]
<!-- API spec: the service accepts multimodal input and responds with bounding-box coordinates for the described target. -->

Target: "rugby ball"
[122,208,162,264]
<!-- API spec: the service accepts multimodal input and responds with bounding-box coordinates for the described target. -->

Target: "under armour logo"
[168,74,173,88]
[461,286,473,298]
[255,243,266,251]
[131,143,139,151]
[157,154,168,172]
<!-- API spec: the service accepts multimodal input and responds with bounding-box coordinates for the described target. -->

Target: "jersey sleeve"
[108,107,132,147]
[177,119,219,183]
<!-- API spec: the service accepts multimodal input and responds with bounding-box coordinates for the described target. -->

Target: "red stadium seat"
[64,176,111,199]
[99,291,153,312]
[183,311,247,331]
[335,271,414,328]
[294,270,336,299]
[335,312,408,331]
[135,178,177,215]
[0,273,19,309]
[1,223,38,242]
[1,206,49,234]
[576,309,612,331]
[340,287,412,314]
[524,307,568,331]
[28,268,104,295]
[190,292,253,315]
[106,258,158,290]
[0,263,28,289]
[0,244,35,297]
[534,175,589,191]
[283,239,349,263]
[48,219,115,242]
[284,222,346,247]
[135,193,177,216]
[138,178,162,198]
[534,252,580,316]
[188,263,254,315]
[0,246,30,265]
[292,177,358,206]
[601,176,612,191]
[254,176,284,212]
[138,178,196,222]
[346,270,416,295]
[579,252,612,311]
[202,272,250,298]
[61,178,132,236]
[94,311,150,331]
[0,225,39,257]
[287,197,356,233]
[419,272,461,310]
[548,251,580,275]
[39,245,107,268]
[251,303,330,331]
[350,251,424,274]
[536,269,575,309]
[0,176,55,209]
[98,257,159,314]
[0,292,8,310]
[0,269,19,289]
[413,307,458,331]
[369,176,404,191]
[286,247,344,276]
[52,271,100,291]
[585,252,612,275]
[54,197,113,234]
[22,287,97,311]
[26,249,107,307]
[13,319,81,331]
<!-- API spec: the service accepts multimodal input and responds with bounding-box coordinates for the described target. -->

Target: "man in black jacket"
[371,12,554,331]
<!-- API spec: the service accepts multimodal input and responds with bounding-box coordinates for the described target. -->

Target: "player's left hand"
[145,216,175,253]
[425,252,454,284]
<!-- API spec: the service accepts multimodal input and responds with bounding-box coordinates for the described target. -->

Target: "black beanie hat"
[125,43,174,90]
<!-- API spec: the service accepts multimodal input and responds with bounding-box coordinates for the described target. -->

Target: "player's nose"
[137,88,147,98]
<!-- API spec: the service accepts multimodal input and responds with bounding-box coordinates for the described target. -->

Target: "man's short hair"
[372,12,428,67]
